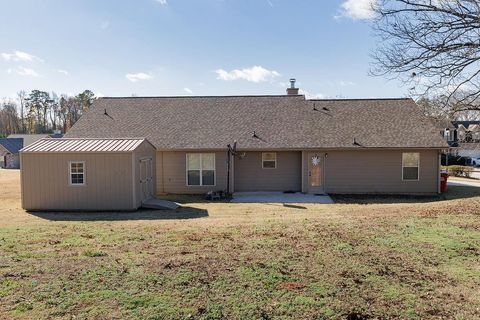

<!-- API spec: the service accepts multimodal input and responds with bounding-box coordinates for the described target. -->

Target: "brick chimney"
[286,78,299,95]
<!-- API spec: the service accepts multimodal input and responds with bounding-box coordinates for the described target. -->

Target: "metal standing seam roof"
[20,138,148,153]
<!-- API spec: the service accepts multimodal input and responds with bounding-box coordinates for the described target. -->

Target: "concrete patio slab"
[231,192,334,204]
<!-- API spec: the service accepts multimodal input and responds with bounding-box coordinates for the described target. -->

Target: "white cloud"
[337,0,376,20]
[183,88,193,94]
[57,69,69,76]
[1,50,42,62]
[7,67,39,77]
[299,89,325,100]
[339,80,356,86]
[154,0,167,5]
[215,65,280,83]
[125,72,153,82]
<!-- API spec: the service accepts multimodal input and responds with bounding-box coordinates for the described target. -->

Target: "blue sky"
[0,0,406,99]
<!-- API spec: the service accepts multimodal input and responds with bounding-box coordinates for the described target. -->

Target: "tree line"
[0,90,95,137]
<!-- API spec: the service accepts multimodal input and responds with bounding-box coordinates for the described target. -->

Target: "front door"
[307,152,324,194]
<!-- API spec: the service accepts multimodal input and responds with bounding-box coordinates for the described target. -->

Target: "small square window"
[69,161,85,185]
[262,153,277,169]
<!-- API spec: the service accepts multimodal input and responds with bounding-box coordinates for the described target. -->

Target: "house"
[7,133,63,147]
[0,133,64,169]
[0,138,23,169]
[439,120,480,160]
[20,82,448,210]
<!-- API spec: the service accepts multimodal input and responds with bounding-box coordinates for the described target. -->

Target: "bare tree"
[17,90,27,133]
[48,92,57,131]
[417,93,480,121]
[372,0,480,112]
[25,90,53,133]
[416,96,452,120]
[1,89,95,134]
[0,100,20,136]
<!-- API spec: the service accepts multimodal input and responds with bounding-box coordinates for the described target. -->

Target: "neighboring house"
[20,83,448,210]
[0,138,23,169]
[1,133,64,169]
[7,133,64,147]
[439,120,480,160]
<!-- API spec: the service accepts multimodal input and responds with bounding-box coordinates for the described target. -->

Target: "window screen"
[402,153,419,180]
[186,154,215,186]
[262,153,277,169]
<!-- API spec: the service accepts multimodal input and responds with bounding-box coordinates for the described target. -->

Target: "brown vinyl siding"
[21,153,134,211]
[157,151,228,194]
[323,150,439,194]
[156,151,164,194]
[156,149,438,195]
[234,151,302,192]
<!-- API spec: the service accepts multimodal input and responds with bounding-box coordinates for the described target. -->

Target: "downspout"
[226,148,231,195]
[226,141,237,197]
[161,152,165,194]
[324,152,327,194]
[438,150,442,194]
[231,152,234,194]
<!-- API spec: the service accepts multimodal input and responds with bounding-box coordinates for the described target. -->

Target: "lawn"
[0,169,479,319]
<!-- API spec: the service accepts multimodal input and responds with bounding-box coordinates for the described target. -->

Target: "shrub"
[445,165,473,178]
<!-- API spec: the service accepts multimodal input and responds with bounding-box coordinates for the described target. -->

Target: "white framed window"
[69,161,85,186]
[402,153,419,181]
[186,153,215,186]
[262,152,277,169]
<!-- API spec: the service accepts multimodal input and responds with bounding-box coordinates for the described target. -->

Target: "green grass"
[3,212,479,319]
[1,169,480,319]
[82,250,107,257]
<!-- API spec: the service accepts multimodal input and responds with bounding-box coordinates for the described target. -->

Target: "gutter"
[153,147,449,152]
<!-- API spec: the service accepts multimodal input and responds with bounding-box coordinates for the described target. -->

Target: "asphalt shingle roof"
[0,138,23,154]
[65,95,448,150]
[7,134,50,147]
